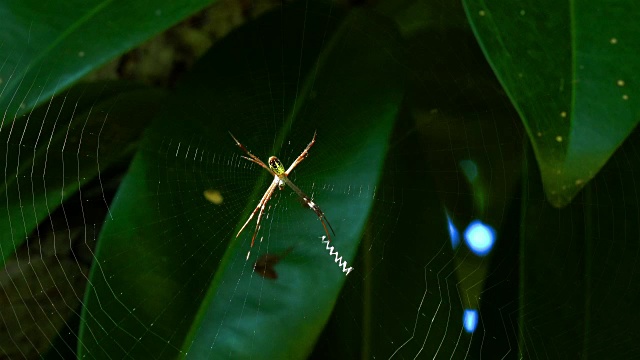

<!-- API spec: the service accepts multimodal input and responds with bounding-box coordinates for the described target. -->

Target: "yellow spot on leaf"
[610,38,618,44]
[555,135,563,142]
[623,94,629,100]
[617,80,625,86]
[479,10,486,16]
[204,189,224,205]
[560,111,567,118]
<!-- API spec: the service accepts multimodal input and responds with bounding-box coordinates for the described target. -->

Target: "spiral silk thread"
[321,236,354,275]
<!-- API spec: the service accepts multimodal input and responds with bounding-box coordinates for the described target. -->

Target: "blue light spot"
[463,309,478,333]
[447,214,460,249]
[459,160,478,182]
[464,220,495,256]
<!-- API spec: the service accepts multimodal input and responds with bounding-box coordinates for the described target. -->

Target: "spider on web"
[229,131,336,260]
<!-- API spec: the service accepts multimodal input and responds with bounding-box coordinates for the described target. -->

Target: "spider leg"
[309,200,336,243]
[229,132,274,174]
[236,177,278,241]
[247,182,278,259]
[241,155,271,171]
[283,177,336,242]
[285,131,317,175]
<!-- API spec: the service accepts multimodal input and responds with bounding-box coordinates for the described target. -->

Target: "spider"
[230,132,336,260]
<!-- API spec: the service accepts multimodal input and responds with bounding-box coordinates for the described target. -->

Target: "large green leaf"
[0,0,216,127]
[462,0,640,207]
[0,82,166,268]
[520,128,640,357]
[80,3,404,359]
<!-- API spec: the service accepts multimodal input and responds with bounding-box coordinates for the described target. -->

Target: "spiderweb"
[2,0,639,359]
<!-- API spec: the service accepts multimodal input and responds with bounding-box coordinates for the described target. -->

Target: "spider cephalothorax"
[268,156,285,175]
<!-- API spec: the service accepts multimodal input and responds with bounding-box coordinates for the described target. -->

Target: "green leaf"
[80,3,404,359]
[520,128,640,357]
[462,0,640,207]
[0,82,166,268]
[0,0,216,127]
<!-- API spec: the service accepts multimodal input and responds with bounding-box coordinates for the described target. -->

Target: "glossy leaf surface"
[463,0,640,207]
[0,0,216,128]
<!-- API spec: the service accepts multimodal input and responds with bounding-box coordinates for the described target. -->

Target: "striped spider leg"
[229,132,336,260]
